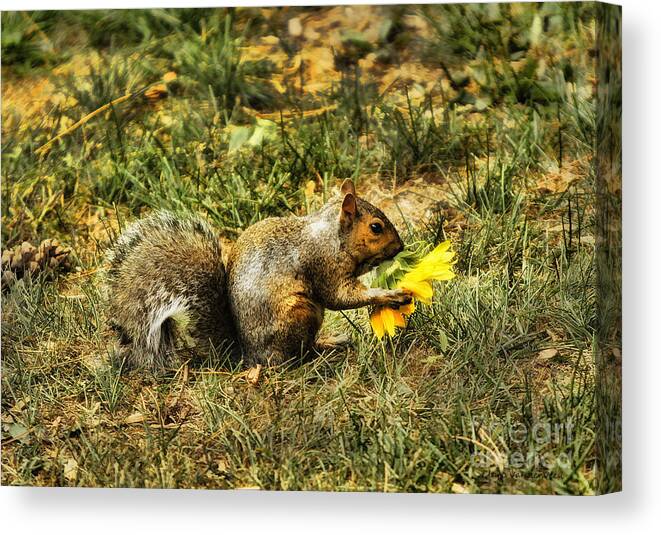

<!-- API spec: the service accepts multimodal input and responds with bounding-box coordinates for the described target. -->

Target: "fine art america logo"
[468,418,575,473]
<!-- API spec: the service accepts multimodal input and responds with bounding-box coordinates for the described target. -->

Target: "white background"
[1,0,659,533]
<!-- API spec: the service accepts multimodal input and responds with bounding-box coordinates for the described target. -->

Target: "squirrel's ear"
[340,179,356,197]
[340,193,357,224]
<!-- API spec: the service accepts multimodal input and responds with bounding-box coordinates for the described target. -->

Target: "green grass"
[2,4,598,493]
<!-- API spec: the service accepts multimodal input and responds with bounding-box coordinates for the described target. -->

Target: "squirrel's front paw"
[367,287,413,308]
[385,288,413,308]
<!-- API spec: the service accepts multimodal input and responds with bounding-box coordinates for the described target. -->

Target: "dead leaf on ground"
[538,348,559,361]
[451,482,469,494]
[246,364,262,386]
[124,412,146,425]
[5,422,29,443]
[288,17,303,37]
[10,397,31,414]
[63,457,78,482]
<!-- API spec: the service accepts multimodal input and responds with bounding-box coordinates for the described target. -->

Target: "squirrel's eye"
[370,222,383,234]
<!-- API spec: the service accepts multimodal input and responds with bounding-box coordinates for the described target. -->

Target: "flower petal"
[399,300,416,316]
[398,280,433,304]
[381,307,397,337]
[370,309,386,339]
[393,310,406,328]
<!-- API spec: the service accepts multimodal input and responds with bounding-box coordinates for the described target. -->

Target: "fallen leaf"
[538,348,559,361]
[246,364,262,386]
[288,17,303,38]
[6,422,28,442]
[63,457,78,482]
[262,35,279,46]
[10,397,30,414]
[451,482,469,494]
[124,412,146,424]
[1,413,15,425]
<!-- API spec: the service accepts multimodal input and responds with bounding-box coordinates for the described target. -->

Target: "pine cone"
[1,239,73,292]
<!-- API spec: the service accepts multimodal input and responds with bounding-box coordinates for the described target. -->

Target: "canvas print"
[1,2,621,494]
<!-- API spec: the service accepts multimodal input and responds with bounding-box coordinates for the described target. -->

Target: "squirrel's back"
[106,211,235,370]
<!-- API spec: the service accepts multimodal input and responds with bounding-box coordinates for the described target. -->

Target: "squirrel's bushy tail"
[105,211,233,370]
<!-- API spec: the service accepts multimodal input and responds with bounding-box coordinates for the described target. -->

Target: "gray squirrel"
[105,180,412,370]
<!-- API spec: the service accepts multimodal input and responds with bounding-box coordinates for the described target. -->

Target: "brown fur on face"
[339,181,403,275]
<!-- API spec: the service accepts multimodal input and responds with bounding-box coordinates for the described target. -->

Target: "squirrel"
[105,179,412,371]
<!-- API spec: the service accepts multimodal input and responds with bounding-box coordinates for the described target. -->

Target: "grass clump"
[168,12,280,113]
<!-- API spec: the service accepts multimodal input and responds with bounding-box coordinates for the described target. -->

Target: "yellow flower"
[370,240,456,339]
[401,240,456,283]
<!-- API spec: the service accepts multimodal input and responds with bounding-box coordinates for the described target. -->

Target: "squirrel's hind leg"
[233,280,324,367]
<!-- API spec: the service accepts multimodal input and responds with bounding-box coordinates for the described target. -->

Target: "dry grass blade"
[35,74,176,156]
